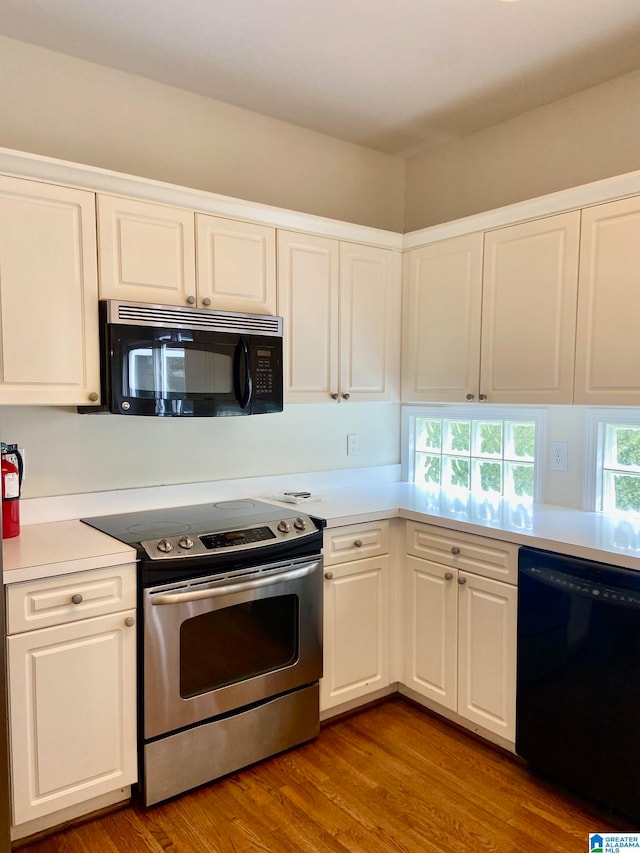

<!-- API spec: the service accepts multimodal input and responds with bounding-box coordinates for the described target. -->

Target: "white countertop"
[6,480,640,583]
[2,520,137,585]
[300,482,640,570]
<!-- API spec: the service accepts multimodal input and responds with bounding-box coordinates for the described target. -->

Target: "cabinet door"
[403,555,457,711]
[481,212,580,404]
[339,243,401,401]
[97,195,196,305]
[457,572,516,741]
[196,214,276,314]
[277,231,339,402]
[575,197,640,405]
[402,233,483,403]
[0,176,100,405]
[321,555,390,711]
[8,611,137,826]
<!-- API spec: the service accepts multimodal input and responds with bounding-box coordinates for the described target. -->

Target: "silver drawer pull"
[71,593,83,605]
[325,571,334,580]
[354,539,363,548]
[451,546,461,556]
[457,576,467,585]
[444,572,454,581]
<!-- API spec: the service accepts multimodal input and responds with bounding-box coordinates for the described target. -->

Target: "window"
[586,410,640,514]
[402,406,544,502]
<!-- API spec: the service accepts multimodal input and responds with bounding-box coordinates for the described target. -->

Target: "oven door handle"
[148,559,321,605]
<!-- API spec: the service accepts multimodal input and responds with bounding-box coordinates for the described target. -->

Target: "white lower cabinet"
[6,565,137,831]
[321,521,394,712]
[403,522,518,743]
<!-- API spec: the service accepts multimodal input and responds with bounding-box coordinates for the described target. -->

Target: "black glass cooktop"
[81,498,318,545]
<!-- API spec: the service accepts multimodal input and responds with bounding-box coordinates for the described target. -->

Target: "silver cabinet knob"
[354,539,363,548]
[324,571,334,580]
[124,616,136,628]
[466,393,475,401]
[88,392,99,402]
[457,576,467,585]
[479,393,487,401]
[71,593,83,605]
[186,295,196,305]
[451,546,461,555]
[330,393,339,400]
[202,297,212,307]
[342,393,351,400]
[444,571,454,581]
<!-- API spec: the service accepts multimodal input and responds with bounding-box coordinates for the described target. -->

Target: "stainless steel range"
[82,499,324,806]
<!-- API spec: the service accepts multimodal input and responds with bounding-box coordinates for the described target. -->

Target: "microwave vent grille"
[109,301,282,336]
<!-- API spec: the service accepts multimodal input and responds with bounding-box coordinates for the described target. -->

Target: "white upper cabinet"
[481,212,580,404]
[97,195,196,305]
[278,230,400,403]
[278,231,339,401]
[196,214,276,314]
[575,197,640,405]
[402,233,483,403]
[0,176,100,406]
[402,212,580,404]
[97,196,277,315]
[339,242,401,401]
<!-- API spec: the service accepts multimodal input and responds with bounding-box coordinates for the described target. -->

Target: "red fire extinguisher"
[1,443,23,539]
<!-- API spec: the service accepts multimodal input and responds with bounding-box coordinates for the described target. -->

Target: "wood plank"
[18,698,629,852]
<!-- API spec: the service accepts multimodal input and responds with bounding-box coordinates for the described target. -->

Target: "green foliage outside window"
[479,423,502,456]
[479,461,501,493]
[512,465,534,497]
[422,455,441,485]
[450,458,470,487]
[603,425,640,513]
[449,422,470,453]
[512,424,535,458]
[613,475,640,512]
[413,415,536,500]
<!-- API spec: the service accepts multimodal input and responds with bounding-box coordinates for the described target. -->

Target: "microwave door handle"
[233,339,253,410]
[149,559,320,605]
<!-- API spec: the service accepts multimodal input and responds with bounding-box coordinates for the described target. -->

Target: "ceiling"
[1,0,640,158]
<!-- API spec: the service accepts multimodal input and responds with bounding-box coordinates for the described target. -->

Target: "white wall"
[2,403,400,499]
[0,36,405,232]
[405,68,640,230]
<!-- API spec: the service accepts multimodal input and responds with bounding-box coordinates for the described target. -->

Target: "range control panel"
[140,515,315,560]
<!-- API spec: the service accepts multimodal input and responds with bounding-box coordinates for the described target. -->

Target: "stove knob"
[294,517,306,531]
[157,538,173,554]
[277,520,291,533]
[178,536,194,550]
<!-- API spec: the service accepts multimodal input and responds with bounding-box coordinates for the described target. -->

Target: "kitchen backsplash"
[0,402,400,499]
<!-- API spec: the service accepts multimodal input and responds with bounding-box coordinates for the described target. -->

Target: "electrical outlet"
[550,442,568,471]
[347,434,358,456]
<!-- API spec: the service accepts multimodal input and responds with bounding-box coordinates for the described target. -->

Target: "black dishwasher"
[517,545,640,821]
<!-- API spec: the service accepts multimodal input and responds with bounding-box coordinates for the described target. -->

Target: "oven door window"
[179,594,299,699]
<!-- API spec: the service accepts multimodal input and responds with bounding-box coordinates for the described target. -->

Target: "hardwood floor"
[21,698,631,852]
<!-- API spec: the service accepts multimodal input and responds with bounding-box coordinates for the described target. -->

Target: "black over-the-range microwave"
[82,300,284,417]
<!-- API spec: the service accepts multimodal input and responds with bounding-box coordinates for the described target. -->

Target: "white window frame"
[401,405,546,502]
[584,408,640,513]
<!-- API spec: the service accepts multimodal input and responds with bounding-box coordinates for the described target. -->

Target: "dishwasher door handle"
[149,560,320,605]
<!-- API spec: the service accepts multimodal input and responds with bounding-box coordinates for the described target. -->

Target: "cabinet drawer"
[405,522,518,584]
[6,564,137,634]
[323,521,389,565]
